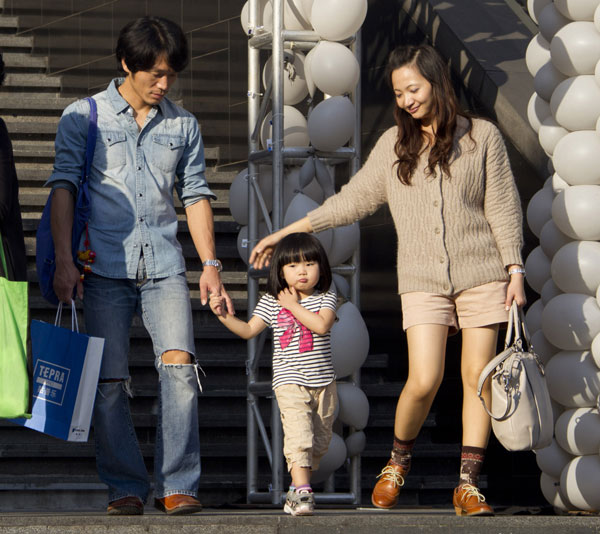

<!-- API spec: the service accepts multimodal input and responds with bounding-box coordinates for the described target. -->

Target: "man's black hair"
[115,16,188,73]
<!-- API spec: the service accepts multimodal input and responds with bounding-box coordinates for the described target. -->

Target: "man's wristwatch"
[202,259,223,272]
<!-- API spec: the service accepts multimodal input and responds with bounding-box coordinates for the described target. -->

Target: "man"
[48,16,233,515]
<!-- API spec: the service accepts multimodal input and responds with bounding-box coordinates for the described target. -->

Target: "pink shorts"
[401,281,509,334]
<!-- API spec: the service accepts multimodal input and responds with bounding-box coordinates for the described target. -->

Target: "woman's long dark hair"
[385,44,472,185]
[266,233,332,297]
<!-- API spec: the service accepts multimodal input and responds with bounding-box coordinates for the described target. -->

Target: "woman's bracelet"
[508,267,526,277]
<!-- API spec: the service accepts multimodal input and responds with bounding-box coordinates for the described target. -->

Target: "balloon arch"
[526,0,600,513]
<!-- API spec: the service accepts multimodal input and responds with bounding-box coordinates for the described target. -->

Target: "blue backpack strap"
[81,96,97,185]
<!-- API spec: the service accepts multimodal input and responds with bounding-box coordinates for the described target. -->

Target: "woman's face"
[391,64,435,126]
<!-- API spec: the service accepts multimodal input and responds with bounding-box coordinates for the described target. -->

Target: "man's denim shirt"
[47,78,216,280]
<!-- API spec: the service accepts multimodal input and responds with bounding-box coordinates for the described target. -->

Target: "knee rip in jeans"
[97,377,133,398]
[158,351,205,393]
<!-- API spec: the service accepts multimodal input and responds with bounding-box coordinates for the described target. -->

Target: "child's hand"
[209,293,226,317]
[277,287,299,309]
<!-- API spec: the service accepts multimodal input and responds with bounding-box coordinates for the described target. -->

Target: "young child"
[209,232,338,516]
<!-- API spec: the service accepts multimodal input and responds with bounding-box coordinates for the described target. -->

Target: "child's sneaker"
[283,489,314,516]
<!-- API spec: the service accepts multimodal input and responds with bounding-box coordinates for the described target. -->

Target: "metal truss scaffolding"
[245,0,363,506]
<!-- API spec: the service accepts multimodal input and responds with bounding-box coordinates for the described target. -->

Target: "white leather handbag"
[477,302,554,451]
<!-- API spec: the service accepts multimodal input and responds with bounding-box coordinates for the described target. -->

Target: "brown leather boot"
[371,460,407,509]
[453,484,494,516]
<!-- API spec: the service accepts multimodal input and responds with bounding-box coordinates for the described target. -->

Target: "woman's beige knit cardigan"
[308,117,524,296]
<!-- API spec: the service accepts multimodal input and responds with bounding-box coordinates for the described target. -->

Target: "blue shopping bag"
[10,302,104,442]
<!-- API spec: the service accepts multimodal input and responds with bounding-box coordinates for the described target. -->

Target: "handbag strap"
[81,96,98,186]
[55,301,79,332]
[0,230,8,276]
[477,301,525,421]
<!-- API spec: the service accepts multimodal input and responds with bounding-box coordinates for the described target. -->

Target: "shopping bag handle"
[55,300,79,332]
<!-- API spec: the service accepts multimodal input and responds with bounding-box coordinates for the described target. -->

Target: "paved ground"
[0,508,599,533]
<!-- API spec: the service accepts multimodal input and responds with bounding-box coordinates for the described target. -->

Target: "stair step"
[3,72,61,88]
[2,52,47,69]
[0,15,19,29]
[0,34,33,49]
[3,116,60,135]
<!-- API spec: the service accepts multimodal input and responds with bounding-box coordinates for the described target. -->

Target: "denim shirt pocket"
[150,134,186,173]
[95,130,127,170]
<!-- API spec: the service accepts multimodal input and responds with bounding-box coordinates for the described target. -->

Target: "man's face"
[121,55,177,107]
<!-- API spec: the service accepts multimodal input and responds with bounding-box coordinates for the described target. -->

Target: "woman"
[0,52,27,282]
[250,43,526,515]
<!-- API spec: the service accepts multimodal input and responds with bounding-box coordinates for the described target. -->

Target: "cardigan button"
[433,200,439,207]
[434,227,440,234]
[439,257,444,264]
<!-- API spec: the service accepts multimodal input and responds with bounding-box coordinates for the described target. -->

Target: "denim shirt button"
[137,166,141,171]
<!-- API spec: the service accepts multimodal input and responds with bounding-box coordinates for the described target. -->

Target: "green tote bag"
[0,232,30,418]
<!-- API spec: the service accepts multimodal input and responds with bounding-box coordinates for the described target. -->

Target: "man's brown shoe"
[453,484,494,516]
[154,494,203,515]
[107,496,144,515]
[371,460,407,509]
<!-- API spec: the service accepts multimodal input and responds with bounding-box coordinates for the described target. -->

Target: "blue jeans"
[83,259,200,503]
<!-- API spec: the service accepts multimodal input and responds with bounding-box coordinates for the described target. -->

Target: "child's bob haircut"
[266,232,332,297]
[116,16,189,74]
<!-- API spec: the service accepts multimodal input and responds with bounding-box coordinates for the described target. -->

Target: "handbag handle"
[54,301,79,333]
[477,301,524,421]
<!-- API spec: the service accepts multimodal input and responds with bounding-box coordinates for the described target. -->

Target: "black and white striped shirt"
[253,290,337,389]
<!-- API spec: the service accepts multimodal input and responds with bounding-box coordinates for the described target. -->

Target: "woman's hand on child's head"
[277,287,299,309]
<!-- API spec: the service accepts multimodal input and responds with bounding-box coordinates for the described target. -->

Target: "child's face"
[281,260,320,297]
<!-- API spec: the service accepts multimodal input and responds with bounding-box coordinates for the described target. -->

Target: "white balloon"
[528,0,553,25]
[555,0,600,21]
[552,185,600,240]
[331,302,369,379]
[553,130,600,185]
[550,75,600,131]
[540,472,572,511]
[263,50,309,105]
[311,0,367,41]
[533,61,567,101]
[527,93,552,133]
[260,106,310,150]
[527,33,552,77]
[546,350,600,406]
[551,241,600,295]
[526,186,555,237]
[336,382,369,429]
[551,173,570,195]
[237,222,270,265]
[535,438,574,479]
[345,430,366,457]
[525,246,551,294]
[328,223,360,266]
[555,407,600,455]
[539,2,571,42]
[525,298,544,334]
[283,166,324,211]
[311,432,347,482]
[309,41,359,96]
[308,96,355,152]
[592,330,600,368]
[538,116,569,156]
[531,329,560,365]
[551,22,600,76]
[543,294,600,350]
[304,45,317,98]
[331,273,350,299]
[541,278,562,305]
[283,0,313,30]
[561,455,600,511]
[240,0,273,35]
[228,166,273,225]
[283,192,332,253]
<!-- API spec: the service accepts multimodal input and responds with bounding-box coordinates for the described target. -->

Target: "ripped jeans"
[83,259,200,503]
